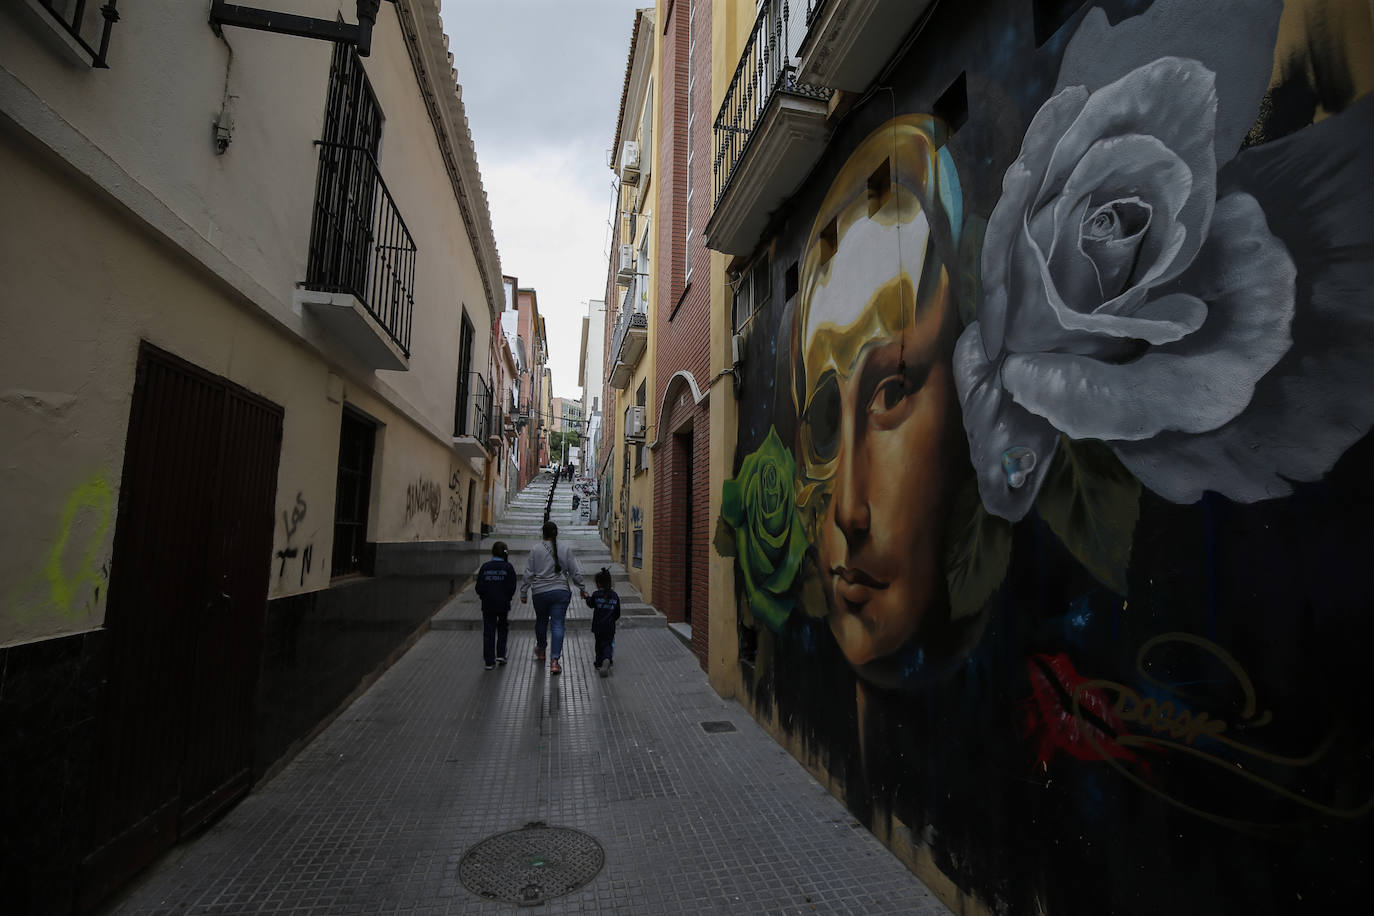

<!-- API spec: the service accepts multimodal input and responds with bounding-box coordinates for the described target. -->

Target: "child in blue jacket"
[474,541,517,670]
[584,567,621,677]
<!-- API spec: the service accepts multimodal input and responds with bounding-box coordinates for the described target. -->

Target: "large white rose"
[956,57,1296,520]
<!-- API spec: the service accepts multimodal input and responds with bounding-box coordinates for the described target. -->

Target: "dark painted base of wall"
[0,630,107,916]
[0,541,461,915]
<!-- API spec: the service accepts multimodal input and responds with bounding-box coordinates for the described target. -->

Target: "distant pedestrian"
[521,521,586,676]
[474,541,517,670]
[584,567,621,677]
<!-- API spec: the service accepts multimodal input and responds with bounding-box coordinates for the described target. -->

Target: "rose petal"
[1004,138,1200,354]
[954,324,1061,521]
[1004,227,1138,356]
[1001,191,1295,442]
[761,513,808,594]
[1055,134,1193,294]
[1030,237,1208,346]
[1040,58,1217,285]
[980,86,1090,359]
[743,527,778,579]
[1113,93,1374,503]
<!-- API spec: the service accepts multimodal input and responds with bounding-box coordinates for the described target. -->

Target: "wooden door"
[78,344,282,911]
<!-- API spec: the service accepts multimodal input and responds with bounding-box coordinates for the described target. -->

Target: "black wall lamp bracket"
[210,0,385,56]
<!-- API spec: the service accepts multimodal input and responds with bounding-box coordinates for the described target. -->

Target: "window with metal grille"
[732,253,771,332]
[332,407,376,577]
[455,310,474,436]
[634,381,648,473]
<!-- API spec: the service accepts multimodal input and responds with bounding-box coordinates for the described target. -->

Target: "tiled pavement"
[104,476,951,915]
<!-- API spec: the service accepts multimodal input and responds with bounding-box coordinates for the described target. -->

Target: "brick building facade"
[652,0,712,666]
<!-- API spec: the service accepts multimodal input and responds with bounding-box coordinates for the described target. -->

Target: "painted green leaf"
[944,476,1012,622]
[713,515,737,558]
[1034,436,1141,594]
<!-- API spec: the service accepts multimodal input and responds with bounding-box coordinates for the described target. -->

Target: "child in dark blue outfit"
[474,541,517,670]
[584,567,621,677]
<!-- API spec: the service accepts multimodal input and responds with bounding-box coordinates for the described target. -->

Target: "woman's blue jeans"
[532,589,572,659]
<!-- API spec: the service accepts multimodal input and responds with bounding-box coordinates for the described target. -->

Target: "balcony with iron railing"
[794,0,938,93]
[21,0,121,67]
[453,373,492,460]
[300,142,416,371]
[607,285,648,391]
[704,0,833,257]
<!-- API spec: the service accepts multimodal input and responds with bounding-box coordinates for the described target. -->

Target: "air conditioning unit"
[620,140,641,185]
[731,333,746,367]
[616,244,635,283]
[625,405,646,440]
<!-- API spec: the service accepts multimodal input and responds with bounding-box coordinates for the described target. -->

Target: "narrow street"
[102,475,950,915]
[6,2,1373,913]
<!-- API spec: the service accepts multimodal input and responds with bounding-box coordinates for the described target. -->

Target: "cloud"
[440,0,644,398]
[482,143,619,395]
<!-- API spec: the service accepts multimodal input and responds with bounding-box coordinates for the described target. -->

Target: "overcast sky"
[440,0,644,401]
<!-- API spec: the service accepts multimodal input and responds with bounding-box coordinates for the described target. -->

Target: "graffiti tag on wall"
[9,471,113,624]
[405,478,442,526]
[275,490,314,587]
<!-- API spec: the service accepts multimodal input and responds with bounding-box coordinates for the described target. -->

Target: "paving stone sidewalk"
[103,477,951,914]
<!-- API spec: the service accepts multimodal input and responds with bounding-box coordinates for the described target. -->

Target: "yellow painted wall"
[704,0,755,698]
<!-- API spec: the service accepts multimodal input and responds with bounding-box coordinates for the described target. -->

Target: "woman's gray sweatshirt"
[520,539,585,599]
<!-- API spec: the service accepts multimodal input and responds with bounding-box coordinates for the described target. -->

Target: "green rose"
[720,427,807,632]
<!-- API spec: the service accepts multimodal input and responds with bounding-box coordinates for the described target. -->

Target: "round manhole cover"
[459,823,605,905]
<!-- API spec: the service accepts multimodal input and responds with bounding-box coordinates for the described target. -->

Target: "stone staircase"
[431,472,662,629]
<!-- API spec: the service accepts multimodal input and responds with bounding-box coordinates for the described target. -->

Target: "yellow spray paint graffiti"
[10,472,114,625]
[44,474,113,616]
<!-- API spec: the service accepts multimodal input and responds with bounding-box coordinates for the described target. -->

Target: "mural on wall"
[717,1,1374,912]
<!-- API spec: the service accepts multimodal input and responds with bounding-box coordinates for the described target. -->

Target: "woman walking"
[520,520,587,675]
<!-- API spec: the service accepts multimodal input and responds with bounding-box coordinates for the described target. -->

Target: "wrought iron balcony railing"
[305,141,416,358]
[459,373,492,443]
[610,308,648,366]
[805,0,831,26]
[32,0,120,67]
[712,0,832,208]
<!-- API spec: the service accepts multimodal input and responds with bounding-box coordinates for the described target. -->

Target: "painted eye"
[804,374,841,465]
[870,376,908,414]
[867,361,929,426]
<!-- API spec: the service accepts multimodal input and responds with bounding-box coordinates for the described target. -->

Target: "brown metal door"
[179,386,283,834]
[78,344,282,912]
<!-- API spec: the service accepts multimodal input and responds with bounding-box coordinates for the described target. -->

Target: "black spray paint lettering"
[447,467,464,527]
[406,478,442,525]
[277,492,314,583]
[282,491,307,538]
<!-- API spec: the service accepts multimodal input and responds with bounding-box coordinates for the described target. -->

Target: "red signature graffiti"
[1025,652,1146,769]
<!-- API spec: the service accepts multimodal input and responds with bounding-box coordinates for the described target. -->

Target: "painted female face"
[798,205,958,672]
